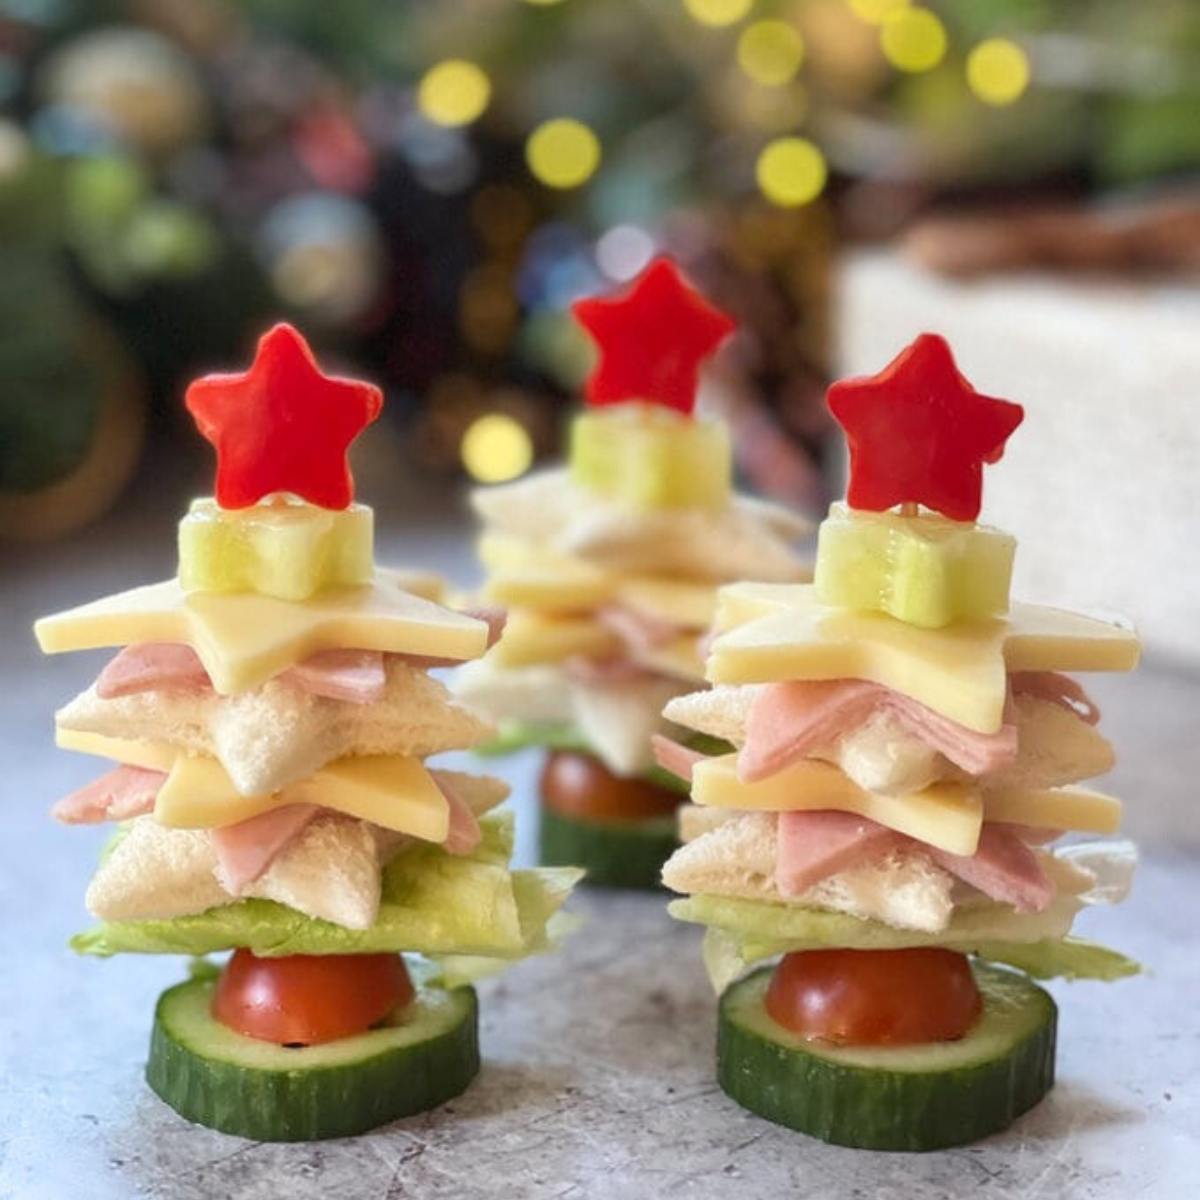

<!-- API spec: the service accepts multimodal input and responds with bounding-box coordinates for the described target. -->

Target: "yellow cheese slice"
[154,753,450,841]
[691,752,983,855]
[486,610,620,668]
[476,531,552,571]
[483,565,616,612]
[983,785,1122,834]
[55,728,177,772]
[34,567,489,695]
[707,585,1140,734]
[617,577,717,631]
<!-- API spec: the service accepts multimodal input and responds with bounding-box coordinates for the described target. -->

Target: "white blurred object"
[838,251,1200,666]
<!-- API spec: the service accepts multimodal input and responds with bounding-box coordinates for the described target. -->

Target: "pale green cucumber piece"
[146,976,478,1141]
[539,807,677,890]
[178,496,374,600]
[814,502,1015,629]
[717,962,1055,1150]
[569,404,731,510]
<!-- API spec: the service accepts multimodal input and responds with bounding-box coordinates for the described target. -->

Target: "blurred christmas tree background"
[1,0,1197,539]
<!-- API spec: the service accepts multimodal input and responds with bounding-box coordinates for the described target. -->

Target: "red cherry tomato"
[212,951,413,1046]
[540,750,680,821]
[765,948,982,1046]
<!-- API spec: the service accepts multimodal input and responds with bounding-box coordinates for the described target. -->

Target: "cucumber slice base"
[539,807,677,890]
[717,963,1056,1151]
[147,976,479,1141]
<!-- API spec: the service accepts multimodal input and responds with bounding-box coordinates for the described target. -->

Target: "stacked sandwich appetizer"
[457,258,809,888]
[35,324,579,1141]
[655,333,1141,1151]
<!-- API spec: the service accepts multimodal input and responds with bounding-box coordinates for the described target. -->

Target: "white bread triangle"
[568,675,691,776]
[472,468,809,583]
[58,658,493,797]
[86,812,395,929]
[677,803,735,844]
[451,658,572,726]
[662,811,956,933]
[428,769,510,816]
[662,689,1114,790]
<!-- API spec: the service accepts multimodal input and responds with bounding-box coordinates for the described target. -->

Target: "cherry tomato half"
[765,948,982,1046]
[540,750,680,822]
[212,950,413,1046]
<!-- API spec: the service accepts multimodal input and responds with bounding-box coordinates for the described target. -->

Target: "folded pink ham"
[776,809,1054,912]
[212,803,320,894]
[94,606,506,704]
[651,734,706,781]
[741,678,1020,784]
[596,603,681,655]
[1010,671,1101,725]
[435,775,483,857]
[52,765,165,824]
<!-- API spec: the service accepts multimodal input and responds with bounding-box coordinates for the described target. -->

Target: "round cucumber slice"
[147,976,479,1141]
[718,962,1056,1151]
[539,807,677,890]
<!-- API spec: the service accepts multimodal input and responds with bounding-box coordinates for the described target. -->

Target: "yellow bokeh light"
[966,37,1030,105]
[737,20,805,86]
[880,8,947,72]
[848,0,909,24]
[756,137,827,207]
[525,118,601,189]
[683,0,754,27]
[417,60,491,127]
[461,413,534,483]
[524,0,568,6]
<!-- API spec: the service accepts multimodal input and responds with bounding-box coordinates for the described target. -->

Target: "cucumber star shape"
[572,257,736,415]
[827,333,1025,522]
[34,569,490,695]
[186,322,383,510]
[706,583,1141,734]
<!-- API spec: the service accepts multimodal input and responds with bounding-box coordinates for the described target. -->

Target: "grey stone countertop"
[1,499,1197,1200]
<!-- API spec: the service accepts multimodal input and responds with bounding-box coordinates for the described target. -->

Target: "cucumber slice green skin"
[539,807,677,890]
[147,977,479,1141]
[717,964,1056,1151]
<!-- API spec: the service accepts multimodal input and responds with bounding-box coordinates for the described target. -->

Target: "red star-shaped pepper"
[186,323,383,509]
[571,257,736,415]
[826,333,1024,522]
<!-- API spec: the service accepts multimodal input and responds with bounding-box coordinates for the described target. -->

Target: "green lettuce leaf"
[684,899,1138,993]
[73,813,582,962]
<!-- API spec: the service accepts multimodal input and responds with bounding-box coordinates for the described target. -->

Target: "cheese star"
[572,257,736,415]
[185,323,383,510]
[707,583,1141,734]
[827,333,1024,522]
[35,568,489,695]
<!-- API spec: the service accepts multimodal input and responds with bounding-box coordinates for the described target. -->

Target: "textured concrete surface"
[2,500,1197,1200]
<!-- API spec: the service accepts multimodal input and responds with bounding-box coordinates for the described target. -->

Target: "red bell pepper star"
[572,257,736,415]
[186,323,383,510]
[826,333,1024,522]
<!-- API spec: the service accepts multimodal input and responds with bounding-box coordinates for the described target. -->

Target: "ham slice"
[597,603,680,655]
[928,824,1054,913]
[1011,671,1101,725]
[651,734,707,782]
[93,607,507,703]
[96,643,209,698]
[776,810,903,897]
[774,809,1054,911]
[52,765,165,824]
[435,776,482,856]
[741,679,1018,784]
[564,655,656,686]
[211,803,320,894]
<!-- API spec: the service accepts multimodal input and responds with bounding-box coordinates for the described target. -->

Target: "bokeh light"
[683,0,754,27]
[848,0,909,25]
[417,59,491,127]
[880,8,947,72]
[737,20,805,86]
[460,413,534,483]
[756,136,827,207]
[595,224,655,280]
[966,37,1031,106]
[525,118,601,189]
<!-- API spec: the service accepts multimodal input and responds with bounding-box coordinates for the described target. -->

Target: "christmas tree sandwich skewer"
[656,333,1141,1151]
[35,324,579,1142]
[457,259,810,888]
